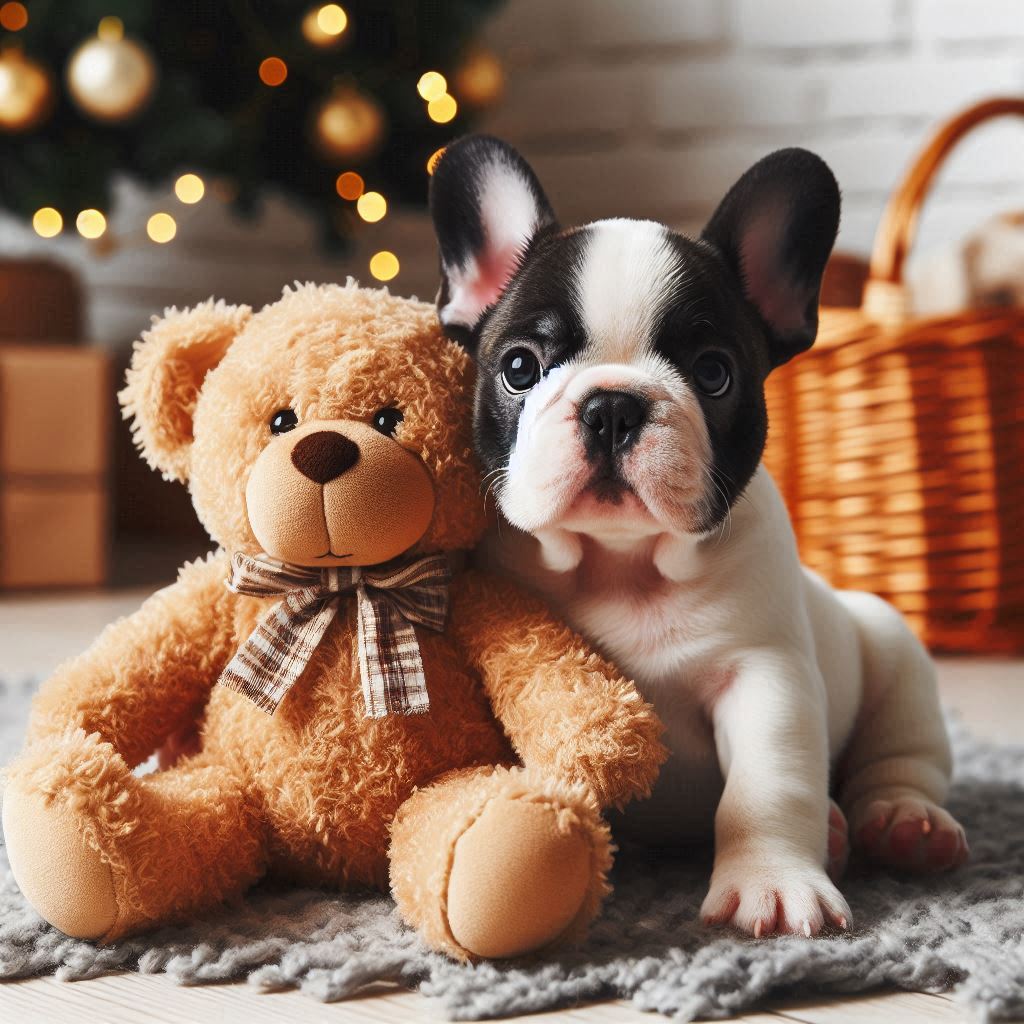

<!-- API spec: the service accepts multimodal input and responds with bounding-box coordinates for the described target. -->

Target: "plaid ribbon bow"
[218,551,451,717]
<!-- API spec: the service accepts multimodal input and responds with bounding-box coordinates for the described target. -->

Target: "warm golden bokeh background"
[0,0,1022,650]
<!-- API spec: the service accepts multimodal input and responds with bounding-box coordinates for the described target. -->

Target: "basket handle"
[862,96,1024,323]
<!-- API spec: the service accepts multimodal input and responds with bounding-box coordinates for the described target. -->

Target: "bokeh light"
[146,212,177,243]
[317,4,347,35]
[32,207,62,237]
[335,170,364,200]
[174,173,205,203]
[427,93,457,124]
[0,3,28,32]
[97,15,123,41]
[356,190,386,222]
[369,250,399,281]
[417,71,447,102]
[75,208,106,239]
[258,57,287,87]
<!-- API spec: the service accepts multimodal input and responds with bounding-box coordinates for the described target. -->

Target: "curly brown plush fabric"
[2,281,666,962]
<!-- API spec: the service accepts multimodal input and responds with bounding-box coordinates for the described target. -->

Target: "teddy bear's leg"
[3,729,266,942]
[389,764,612,961]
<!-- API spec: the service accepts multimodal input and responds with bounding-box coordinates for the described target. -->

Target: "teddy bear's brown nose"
[291,431,360,484]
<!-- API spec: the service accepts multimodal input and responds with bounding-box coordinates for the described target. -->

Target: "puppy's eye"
[500,348,542,394]
[269,409,298,435]
[372,407,404,437]
[692,355,731,398]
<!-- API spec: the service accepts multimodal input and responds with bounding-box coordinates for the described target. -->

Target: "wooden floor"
[1,587,1021,1023]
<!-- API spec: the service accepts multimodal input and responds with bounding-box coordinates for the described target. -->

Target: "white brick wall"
[733,0,901,49]
[481,0,1024,283]
[1,0,1022,344]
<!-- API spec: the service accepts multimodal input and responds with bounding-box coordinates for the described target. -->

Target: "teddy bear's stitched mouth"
[316,551,353,559]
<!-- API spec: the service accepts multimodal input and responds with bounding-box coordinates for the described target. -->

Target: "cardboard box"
[0,480,109,588]
[0,259,82,342]
[0,345,111,476]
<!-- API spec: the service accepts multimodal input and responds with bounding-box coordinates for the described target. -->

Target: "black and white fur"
[429,135,966,938]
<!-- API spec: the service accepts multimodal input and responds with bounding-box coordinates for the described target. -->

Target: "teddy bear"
[1,281,666,962]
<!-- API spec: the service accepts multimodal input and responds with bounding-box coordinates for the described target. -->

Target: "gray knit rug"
[1,674,1022,1021]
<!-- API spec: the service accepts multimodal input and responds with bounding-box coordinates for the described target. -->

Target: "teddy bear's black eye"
[372,407,403,437]
[269,409,298,435]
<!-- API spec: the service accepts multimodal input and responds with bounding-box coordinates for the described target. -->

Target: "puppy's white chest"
[571,581,722,753]
[571,584,701,685]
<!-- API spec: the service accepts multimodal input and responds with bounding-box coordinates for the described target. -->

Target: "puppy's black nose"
[580,390,649,455]
[291,431,360,483]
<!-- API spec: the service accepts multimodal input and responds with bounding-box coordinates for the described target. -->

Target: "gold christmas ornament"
[454,48,504,108]
[66,30,157,123]
[0,50,53,132]
[313,88,385,162]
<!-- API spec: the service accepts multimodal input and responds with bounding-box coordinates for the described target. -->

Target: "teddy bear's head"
[120,281,487,566]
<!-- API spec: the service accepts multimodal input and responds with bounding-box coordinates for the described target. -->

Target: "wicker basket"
[763,97,1024,654]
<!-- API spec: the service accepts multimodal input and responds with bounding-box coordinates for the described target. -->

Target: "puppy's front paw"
[701,852,851,937]
[852,798,968,872]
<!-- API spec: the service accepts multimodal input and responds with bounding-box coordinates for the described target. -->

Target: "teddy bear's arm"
[26,552,237,767]
[448,570,668,809]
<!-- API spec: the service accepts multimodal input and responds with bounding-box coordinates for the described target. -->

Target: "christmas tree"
[0,0,505,250]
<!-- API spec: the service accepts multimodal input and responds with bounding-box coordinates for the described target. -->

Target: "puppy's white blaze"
[501,366,587,531]
[576,219,684,360]
[441,158,546,330]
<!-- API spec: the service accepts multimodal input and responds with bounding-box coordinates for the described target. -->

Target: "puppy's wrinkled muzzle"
[579,389,649,459]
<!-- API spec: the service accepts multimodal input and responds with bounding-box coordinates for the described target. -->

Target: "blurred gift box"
[0,261,110,588]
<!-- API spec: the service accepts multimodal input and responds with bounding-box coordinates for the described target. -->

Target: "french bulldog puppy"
[428,135,967,938]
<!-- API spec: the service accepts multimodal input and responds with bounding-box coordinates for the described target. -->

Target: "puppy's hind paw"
[852,798,968,873]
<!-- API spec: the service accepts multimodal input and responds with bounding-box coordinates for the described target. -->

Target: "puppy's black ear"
[702,148,840,368]
[429,135,556,346]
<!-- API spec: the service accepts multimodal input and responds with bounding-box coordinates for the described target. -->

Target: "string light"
[146,212,176,243]
[417,71,447,102]
[97,15,123,41]
[335,171,364,200]
[317,4,347,35]
[32,207,62,237]
[75,208,106,239]
[369,250,399,281]
[427,93,457,124]
[426,147,445,174]
[302,4,347,47]
[0,2,28,32]
[356,190,386,222]
[258,57,287,87]
[174,173,205,203]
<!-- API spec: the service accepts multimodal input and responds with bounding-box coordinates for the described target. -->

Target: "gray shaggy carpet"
[1,674,1022,1021]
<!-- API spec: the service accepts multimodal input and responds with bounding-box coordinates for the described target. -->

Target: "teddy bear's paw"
[445,796,602,959]
[2,780,118,939]
[851,797,968,872]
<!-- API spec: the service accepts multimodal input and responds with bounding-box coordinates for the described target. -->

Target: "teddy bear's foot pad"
[445,796,593,959]
[2,784,118,939]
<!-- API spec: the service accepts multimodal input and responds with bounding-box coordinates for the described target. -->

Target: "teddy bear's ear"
[119,299,251,483]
